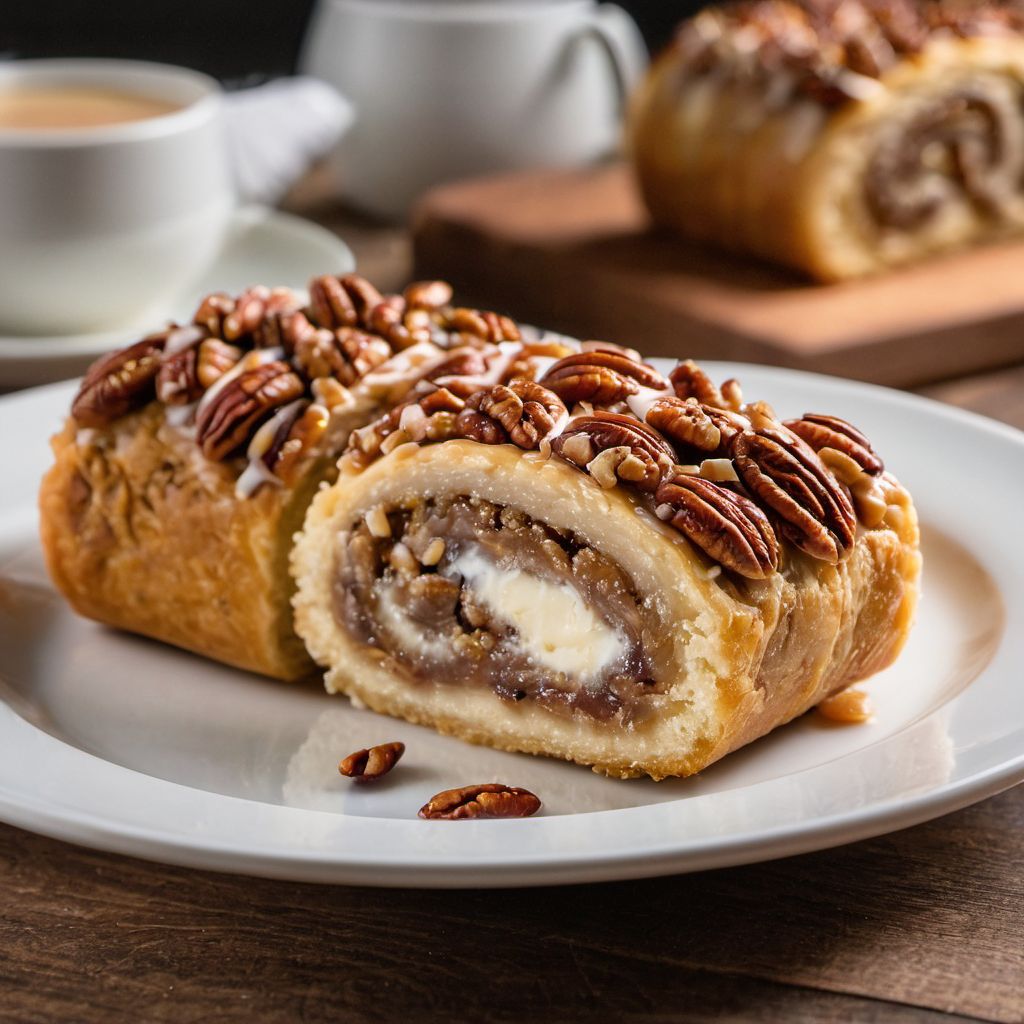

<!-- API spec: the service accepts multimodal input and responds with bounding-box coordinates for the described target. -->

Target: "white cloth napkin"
[223,76,354,205]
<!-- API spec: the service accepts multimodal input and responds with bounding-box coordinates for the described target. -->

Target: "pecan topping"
[193,286,299,342]
[424,347,492,395]
[418,783,541,820]
[446,307,521,346]
[71,333,167,427]
[541,351,669,406]
[731,425,857,563]
[293,325,392,386]
[308,273,383,329]
[645,396,722,453]
[197,338,243,389]
[366,295,432,350]
[553,411,676,491]
[669,360,743,412]
[460,381,566,450]
[268,402,331,486]
[338,741,405,781]
[404,279,453,310]
[195,359,305,460]
[154,325,209,406]
[347,388,465,465]
[655,475,779,579]
[784,413,884,475]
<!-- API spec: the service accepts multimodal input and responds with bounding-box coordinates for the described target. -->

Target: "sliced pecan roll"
[154,325,210,406]
[731,426,857,563]
[655,475,779,580]
[195,359,305,460]
[783,413,884,475]
[418,783,541,820]
[308,273,383,330]
[541,351,669,406]
[293,325,392,386]
[71,332,167,427]
[645,396,722,454]
[669,360,743,412]
[459,381,567,450]
[553,411,676,491]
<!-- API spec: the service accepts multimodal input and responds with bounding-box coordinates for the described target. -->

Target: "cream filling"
[446,548,626,681]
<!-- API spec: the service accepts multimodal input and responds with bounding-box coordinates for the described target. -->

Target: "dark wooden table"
[3,192,1022,1024]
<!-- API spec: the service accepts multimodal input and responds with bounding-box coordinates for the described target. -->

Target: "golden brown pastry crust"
[38,404,340,680]
[292,442,920,779]
[631,2,1024,280]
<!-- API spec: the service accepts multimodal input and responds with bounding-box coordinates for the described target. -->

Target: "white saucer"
[0,206,354,388]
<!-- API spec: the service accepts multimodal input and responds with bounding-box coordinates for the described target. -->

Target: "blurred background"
[2,1,696,78]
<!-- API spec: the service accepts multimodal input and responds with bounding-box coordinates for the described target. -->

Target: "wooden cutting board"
[412,162,1024,387]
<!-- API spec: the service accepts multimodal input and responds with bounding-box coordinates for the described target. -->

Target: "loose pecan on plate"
[418,783,541,820]
[195,359,305,461]
[71,332,168,427]
[655,474,779,579]
[338,742,406,781]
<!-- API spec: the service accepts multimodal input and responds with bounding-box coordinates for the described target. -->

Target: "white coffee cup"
[0,59,234,336]
[300,0,648,219]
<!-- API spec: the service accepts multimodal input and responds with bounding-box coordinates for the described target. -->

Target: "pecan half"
[784,413,884,475]
[346,388,465,465]
[154,325,209,406]
[71,333,167,427]
[460,380,566,450]
[253,308,317,352]
[197,338,243,389]
[195,359,305,460]
[669,360,743,411]
[404,280,453,310]
[645,396,722,453]
[553,411,676,491]
[338,742,405,781]
[424,347,492,395]
[293,325,392,385]
[193,286,299,342]
[541,351,669,406]
[731,426,857,563]
[445,307,520,346]
[268,402,331,486]
[418,783,541,820]
[366,295,432,350]
[655,475,779,579]
[308,273,383,329]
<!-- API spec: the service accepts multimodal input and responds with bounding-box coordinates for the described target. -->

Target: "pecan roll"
[731,425,857,563]
[71,333,168,427]
[553,411,676,491]
[540,351,669,406]
[293,325,392,386]
[656,474,779,580]
[459,381,567,450]
[308,273,383,330]
[784,413,884,475]
[195,359,305,461]
[418,783,541,820]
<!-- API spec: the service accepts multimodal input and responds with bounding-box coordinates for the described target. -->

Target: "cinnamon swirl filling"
[333,496,676,724]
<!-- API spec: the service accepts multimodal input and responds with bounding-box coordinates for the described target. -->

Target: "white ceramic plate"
[1,363,1022,887]
[0,206,354,388]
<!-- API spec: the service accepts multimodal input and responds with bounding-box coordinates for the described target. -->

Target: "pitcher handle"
[584,3,649,120]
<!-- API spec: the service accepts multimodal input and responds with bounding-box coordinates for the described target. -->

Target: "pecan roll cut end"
[418,783,541,820]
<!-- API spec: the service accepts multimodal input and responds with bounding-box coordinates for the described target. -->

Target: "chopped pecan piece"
[308,273,383,329]
[731,425,857,563]
[418,783,541,820]
[154,325,209,405]
[816,688,873,724]
[293,325,392,385]
[669,360,743,411]
[347,388,465,465]
[195,359,305,460]
[338,742,405,781]
[71,333,167,427]
[655,475,779,579]
[541,351,669,406]
[784,413,884,475]
[645,396,722,453]
[553,411,676,491]
[460,380,567,450]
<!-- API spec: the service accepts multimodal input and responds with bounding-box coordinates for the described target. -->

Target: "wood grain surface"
[411,163,1024,388]
[3,196,1022,1024]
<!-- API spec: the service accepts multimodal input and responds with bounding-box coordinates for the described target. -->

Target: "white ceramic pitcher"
[300,0,648,219]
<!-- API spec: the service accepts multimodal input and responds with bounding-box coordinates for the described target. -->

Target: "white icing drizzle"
[356,342,449,391]
[195,346,285,420]
[432,341,523,393]
[626,384,673,423]
[233,397,306,499]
